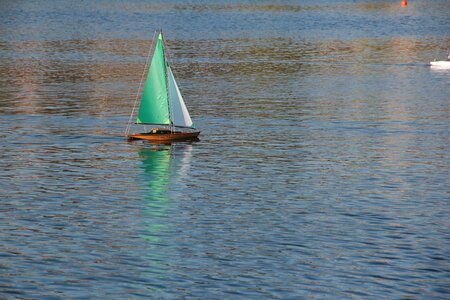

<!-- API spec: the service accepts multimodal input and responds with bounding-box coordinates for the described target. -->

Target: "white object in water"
[430,61,450,68]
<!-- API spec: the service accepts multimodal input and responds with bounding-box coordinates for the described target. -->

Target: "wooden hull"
[128,130,200,142]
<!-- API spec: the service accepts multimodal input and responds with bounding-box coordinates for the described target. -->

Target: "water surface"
[1,0,449,298]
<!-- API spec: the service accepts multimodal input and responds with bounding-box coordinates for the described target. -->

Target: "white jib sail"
[167,65,193,128]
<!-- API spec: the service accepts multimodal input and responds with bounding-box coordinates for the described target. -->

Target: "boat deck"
[128,129,200,142]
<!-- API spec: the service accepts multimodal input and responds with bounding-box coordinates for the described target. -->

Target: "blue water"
[1,0,449,298]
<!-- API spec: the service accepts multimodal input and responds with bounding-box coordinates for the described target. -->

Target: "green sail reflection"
[139,145,172,244]
[137,143,193,288]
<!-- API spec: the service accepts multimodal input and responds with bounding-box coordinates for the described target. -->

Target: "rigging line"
[125,30,158,136]
[162,37,194,124]
[163,39,182,87]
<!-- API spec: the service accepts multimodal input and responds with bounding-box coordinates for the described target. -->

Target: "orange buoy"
[401,0,408,7]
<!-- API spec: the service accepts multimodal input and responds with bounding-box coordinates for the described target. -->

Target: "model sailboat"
[126,31,200,141]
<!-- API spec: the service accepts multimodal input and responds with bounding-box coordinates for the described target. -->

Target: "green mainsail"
[136,33,170,125]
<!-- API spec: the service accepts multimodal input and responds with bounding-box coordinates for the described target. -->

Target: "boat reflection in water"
[137,142,194,290]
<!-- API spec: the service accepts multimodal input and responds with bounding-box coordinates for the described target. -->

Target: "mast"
[160,30,174,133]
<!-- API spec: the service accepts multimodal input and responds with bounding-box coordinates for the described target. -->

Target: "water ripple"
[1,0,449,299]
